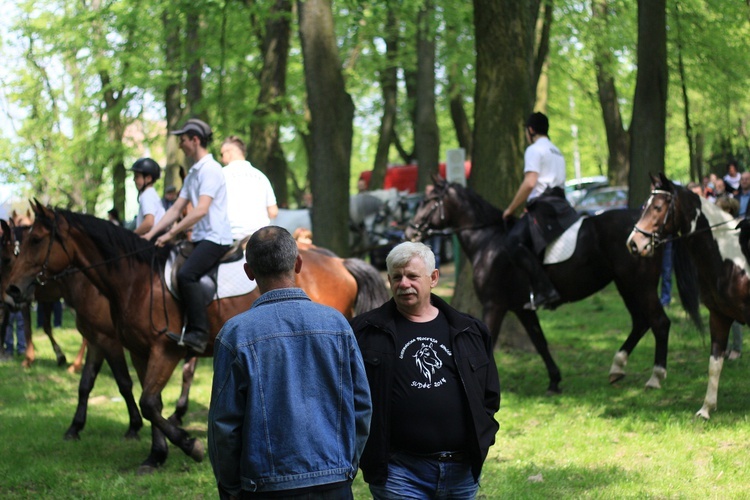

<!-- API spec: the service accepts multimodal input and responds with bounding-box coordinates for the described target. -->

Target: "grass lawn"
[1,282,749,499]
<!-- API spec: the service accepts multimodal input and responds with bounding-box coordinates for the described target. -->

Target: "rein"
[33,210,170,336]
[409,188,504,240]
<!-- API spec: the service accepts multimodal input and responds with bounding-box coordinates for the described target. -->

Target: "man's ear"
[294,254,303,274]
[244,263,256,281]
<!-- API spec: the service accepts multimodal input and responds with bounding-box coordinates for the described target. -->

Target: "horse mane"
[449,182,506,227]
[47,208,170,270]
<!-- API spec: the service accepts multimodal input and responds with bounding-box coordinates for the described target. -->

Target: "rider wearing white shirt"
[219,136,278,240]
[502,112,579,310]
[131,158,166,236]
[143,118,233,353]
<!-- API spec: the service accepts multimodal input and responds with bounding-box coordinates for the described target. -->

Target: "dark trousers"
[177,240,229,335]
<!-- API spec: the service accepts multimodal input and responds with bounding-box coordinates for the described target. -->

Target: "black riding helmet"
[131,157,161,181]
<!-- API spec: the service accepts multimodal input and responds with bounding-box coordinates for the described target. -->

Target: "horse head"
[404,179,454,242]
[627,172,682,257]
[4,200,73,307]
[413,342,442,383]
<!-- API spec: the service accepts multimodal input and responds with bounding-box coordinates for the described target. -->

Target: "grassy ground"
[1,280,749,498]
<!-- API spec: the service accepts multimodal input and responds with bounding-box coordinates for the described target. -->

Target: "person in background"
[736,172,750,217]
[723,160,741,197]
[351,241,500,500]
[107,208,121,226]
[208,226,371,499]
[219,135,278,241]
[131,158,166,236]
[713,178,730,202]
[162,185,178,211]
[143,118,233,354]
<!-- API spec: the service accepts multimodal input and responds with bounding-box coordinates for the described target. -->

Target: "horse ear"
[0,219,9,235]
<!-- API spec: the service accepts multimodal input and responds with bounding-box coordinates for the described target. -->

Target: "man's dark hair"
[246,226,298,279]
[526,112,549,136]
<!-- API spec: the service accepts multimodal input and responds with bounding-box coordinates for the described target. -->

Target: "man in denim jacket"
[351,242,500,499]
[208,226,372,499]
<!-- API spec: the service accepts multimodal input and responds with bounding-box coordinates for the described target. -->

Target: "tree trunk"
[185,9,205,125]
[460,0,540,348]
[370,4,399,190]
[414,0,440,193]
[628,0,668,206]
[163,6,184,192]
[298,0,354,255]
[592,0,630,185]
[447,58,473,159]
[248,0,292,207]
[100,70,126,217]
[674,2,698,182]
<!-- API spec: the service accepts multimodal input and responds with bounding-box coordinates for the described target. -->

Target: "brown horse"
[0,221,67,368]
[4,202,387,472]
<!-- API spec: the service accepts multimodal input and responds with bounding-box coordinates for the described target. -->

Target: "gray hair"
[246,226,298,278]
[386,241,436,275]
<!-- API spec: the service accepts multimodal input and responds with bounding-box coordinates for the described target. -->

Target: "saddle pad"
[543,217,585,265]
[164,257,257,300]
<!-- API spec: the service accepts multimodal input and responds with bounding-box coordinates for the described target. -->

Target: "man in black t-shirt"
[351,242,500,499]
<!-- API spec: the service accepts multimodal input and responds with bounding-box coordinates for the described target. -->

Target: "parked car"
[565,175,609,205]
[574,186,629,216]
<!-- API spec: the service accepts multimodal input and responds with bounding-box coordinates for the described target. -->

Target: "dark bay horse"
[4,202,387,472]
[405,179,701,394]
[627,172,744,419]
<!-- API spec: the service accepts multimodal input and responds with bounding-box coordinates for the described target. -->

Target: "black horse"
[405,179,701,394]
[628,172,746,419]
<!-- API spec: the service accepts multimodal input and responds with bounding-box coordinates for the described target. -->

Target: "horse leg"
[513,308,563,394]
[696,312,732,420]
[39,301,67,366]
[64,342,105,440]
[138,349,204,470]
[168,356,198,426]
[101,340,143,439]
[68,339,87,374]
[21,305,34,368]
[129,353,169,473]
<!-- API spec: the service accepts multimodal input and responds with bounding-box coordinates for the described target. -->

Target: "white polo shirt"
[136,186,165,228]
[223,160,277,239]
[524,137,566,200]
[179,154,233,245]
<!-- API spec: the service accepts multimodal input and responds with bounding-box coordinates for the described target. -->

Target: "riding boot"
[510,244,560,310]
[167,281,209,353]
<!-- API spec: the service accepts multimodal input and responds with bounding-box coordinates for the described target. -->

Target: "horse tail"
[343,258,389,315]
[673,240,704,332]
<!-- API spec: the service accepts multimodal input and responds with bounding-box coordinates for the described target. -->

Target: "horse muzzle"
[626,231,655,257]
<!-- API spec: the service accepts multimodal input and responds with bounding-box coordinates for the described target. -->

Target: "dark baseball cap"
[170,118,212,139]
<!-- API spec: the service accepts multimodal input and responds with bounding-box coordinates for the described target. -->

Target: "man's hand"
[502,208,513,220]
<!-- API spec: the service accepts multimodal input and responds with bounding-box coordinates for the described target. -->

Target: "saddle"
[543,217,586,265]
[165,236,255,302]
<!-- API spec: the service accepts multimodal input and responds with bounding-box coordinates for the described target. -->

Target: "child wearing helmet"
[131,157,166,235]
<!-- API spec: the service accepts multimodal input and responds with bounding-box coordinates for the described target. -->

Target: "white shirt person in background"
[130,158,166,236]
[220,136,278,241]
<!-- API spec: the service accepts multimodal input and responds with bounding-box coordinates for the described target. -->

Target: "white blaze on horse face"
[699,197,750,274]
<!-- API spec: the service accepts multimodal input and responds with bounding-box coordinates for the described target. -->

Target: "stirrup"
[523,292,538,311]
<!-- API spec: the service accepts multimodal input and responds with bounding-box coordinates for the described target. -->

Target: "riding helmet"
[130,158,161,180]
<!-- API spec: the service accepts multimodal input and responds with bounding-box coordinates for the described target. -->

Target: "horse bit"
[408,193,446,240]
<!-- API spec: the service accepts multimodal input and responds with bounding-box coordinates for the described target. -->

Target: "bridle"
[408,193,446,240]
[27,208,171,335]
[632,189,674,249]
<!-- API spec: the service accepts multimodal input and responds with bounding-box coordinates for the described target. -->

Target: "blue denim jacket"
[208,288,372,496]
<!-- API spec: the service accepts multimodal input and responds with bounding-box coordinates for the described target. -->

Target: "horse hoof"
[137,464,158,476]
[545,387,562,396]
[609,373,625,385]
[123,429,141,441]
[695,408,711,420]
[64,430,81,441]
[57,356,67,367]
[189,438,204,462]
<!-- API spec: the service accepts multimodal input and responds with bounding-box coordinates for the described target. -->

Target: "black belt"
[402,450,469,463]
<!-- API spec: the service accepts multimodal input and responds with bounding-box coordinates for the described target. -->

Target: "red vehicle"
[359,161,472,193]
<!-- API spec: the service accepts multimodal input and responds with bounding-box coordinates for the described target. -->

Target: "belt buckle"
[437,451,461,462]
